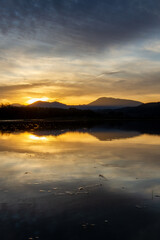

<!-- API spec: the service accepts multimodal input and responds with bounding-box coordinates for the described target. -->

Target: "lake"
[0,124,160,240]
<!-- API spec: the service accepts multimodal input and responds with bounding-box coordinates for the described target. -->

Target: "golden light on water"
[29,135,48,141]
[0,131,160,190]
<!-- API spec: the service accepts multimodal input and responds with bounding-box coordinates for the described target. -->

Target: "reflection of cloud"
[0,131,159,198]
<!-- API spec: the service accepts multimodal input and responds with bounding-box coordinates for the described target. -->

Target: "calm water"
[0,126,160,239]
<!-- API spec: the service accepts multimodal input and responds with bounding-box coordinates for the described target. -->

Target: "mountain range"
[1,98,160,120]
[28,97,142,110]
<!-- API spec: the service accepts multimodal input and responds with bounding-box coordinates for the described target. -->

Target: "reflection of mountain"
[34,129,68,137]
[89,129,140,141]
[34,128,140,141]
[0,120,160,136]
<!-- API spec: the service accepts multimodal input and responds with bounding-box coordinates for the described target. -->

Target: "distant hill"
[118,101,160,118]
[28,97,142,110]
[29,101,69,109]
[88,97,142,109]
[11,103,24,107]
[0,101,160,120]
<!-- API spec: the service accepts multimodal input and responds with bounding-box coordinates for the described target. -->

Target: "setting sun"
[26,97,49,105]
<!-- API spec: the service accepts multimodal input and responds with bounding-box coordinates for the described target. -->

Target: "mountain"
[11,103,24,107]
[0,101,160,120]
[119,102,160,118]
[88,97,142,109]
[28,97,142,110]
[29,101,69,109]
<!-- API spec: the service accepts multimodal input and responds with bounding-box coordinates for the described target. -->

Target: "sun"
[26,97,49,105]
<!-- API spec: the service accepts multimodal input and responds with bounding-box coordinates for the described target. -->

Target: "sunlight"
[26,97,49,105]
[29,134,48,141]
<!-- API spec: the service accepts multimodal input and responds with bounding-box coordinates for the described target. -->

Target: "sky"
[0,0,160,105]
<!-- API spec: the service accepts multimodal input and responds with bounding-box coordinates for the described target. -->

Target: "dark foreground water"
[0,123,160,240]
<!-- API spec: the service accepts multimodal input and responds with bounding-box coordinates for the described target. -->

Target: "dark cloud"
[0,80,52,95]
[0,0,160,54]
[97,71,126,78]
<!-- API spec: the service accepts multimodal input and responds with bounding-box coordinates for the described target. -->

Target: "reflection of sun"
[29,135,48,141]
[27,97,49,104]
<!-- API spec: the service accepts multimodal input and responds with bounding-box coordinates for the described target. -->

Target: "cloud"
[0,1,160,103]
[0,0,160,54]
[1,54,160,104]
[144,40,160,53]
[0,80,52,96]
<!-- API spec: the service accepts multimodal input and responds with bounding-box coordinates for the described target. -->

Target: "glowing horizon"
[26,97,50,105]
[5,94,160,106]
[0,1,160,105]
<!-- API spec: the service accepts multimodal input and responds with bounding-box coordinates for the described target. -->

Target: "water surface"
[0,126,160,240]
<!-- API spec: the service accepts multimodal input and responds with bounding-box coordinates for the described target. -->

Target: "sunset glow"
[0,1,160,105]
[29,134,48,141]
[27,97,50,105]
[1,1,160,239]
